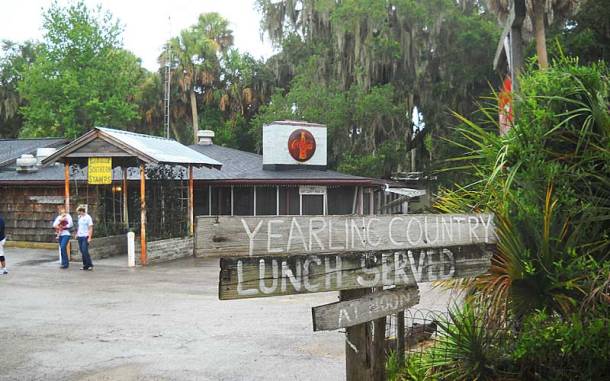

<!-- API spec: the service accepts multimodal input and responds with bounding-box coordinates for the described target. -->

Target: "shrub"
[514,310,610,380]
[435,57,609,321]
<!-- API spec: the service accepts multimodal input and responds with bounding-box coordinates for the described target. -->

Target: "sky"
[0,0,276,70]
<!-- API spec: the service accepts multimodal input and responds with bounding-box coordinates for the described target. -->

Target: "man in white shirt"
[76,205,94,271]
[52,205,73,269]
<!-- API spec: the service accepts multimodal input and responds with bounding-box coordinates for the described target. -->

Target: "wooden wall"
[0,185,99,242]
[0,185,64,242]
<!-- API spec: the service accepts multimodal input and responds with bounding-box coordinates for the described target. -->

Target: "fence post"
[127,231,135,267]
[371,316,386,380]
[397,310,405,366]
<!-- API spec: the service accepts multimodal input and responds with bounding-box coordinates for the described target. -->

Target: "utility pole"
[163,17,172,139]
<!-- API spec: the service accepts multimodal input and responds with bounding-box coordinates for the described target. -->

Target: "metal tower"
[163,17,172,139]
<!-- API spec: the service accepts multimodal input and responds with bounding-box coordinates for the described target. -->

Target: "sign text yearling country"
[200,214,496,257]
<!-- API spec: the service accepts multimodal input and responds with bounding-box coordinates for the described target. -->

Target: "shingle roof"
[0,138,67,168]
[189,144,378,185]
[0,140,380,186]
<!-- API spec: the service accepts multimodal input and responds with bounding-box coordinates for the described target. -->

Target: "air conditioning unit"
[262,120,327,170]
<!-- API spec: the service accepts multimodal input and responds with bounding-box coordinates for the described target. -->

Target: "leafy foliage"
[514,310,610,380]
[255,0,500,176]
[547,0,610,65]
[18,1,143,138]
[435,58,609,321]
[0,40,38,138]
[424,303,513,381]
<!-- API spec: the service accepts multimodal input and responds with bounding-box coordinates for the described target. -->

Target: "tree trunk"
[190,89,199,144]
[170,122,181,143]
[533,0,549,69]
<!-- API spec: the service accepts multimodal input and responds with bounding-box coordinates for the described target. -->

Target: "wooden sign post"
[209,214,495,381]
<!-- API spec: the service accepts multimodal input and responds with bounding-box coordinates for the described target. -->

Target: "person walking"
[76,205,94,271]
[53,205,73,269]
[0,214,7,275]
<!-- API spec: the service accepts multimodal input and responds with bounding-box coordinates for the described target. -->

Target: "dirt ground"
[0,248,460,381]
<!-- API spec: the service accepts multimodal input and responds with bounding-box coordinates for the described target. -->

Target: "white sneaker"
[1,268,7,274]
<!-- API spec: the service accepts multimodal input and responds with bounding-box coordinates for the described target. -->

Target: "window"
[363,189,371,215]
[211,186,231,215]
[256,186,277,215]
[194,185,209,216]
[233,187,254,215]
[279,187,300,215]
[302,194,324,215]
[327,186,355,215]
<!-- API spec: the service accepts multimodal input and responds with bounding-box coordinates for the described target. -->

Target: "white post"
[230,186,234,216]
[253,186,257,216]
[299,191,303,216]
[127,231,135,267]
[208,185,212,216]
[276,186,280,216]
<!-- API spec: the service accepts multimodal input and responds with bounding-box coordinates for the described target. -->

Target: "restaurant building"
[0,121,423,263]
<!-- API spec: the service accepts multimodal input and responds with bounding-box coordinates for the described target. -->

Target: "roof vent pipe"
[197,130,215,145]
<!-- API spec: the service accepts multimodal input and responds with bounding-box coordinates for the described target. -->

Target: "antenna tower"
[163,17,172,138]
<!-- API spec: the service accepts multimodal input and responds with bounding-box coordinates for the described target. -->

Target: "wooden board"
[218,245,491,300]
[312,287,420,331]
[198,214,496,257]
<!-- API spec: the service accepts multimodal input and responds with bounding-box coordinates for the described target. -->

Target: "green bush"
[515,310,610,380]
[435,57,609,320]
[409,57,610,380]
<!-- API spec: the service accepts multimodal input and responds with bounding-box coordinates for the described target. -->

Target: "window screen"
[363,190,371,215]
[233,187,254,215]
[194,185,209,216]
[211,187,231,215]
[327,186,355,215]
[302,194,324,215]
[256,186,277,215]
[279,187,300,215]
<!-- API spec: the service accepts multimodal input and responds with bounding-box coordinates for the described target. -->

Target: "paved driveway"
[0,248,458,381]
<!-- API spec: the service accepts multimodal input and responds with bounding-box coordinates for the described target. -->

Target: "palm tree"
[166,13,234,143]
[486,0,579,69]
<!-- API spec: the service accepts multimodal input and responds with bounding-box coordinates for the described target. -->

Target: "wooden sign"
[198,214,496,257]
[218,245,490,300]
[312,287,420,331]
[88,157,112,184]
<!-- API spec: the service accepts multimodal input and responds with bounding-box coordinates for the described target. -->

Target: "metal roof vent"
[16,154,38,173]
[198,130,215,145]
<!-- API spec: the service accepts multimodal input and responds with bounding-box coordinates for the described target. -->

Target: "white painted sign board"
[262,121,327,167]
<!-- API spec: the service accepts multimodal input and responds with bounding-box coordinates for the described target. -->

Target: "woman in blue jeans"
[52,205,73,269]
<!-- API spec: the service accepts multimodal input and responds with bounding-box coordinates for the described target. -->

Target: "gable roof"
[42,127,222,168]
[0,138,67,168]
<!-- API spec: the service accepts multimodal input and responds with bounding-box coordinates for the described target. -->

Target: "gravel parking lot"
[0,248,459,381]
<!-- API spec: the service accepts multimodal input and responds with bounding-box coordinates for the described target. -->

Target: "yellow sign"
[88,157,112,184]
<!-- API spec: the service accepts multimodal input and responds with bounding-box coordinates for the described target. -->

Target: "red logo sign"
[288,129,316,162]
